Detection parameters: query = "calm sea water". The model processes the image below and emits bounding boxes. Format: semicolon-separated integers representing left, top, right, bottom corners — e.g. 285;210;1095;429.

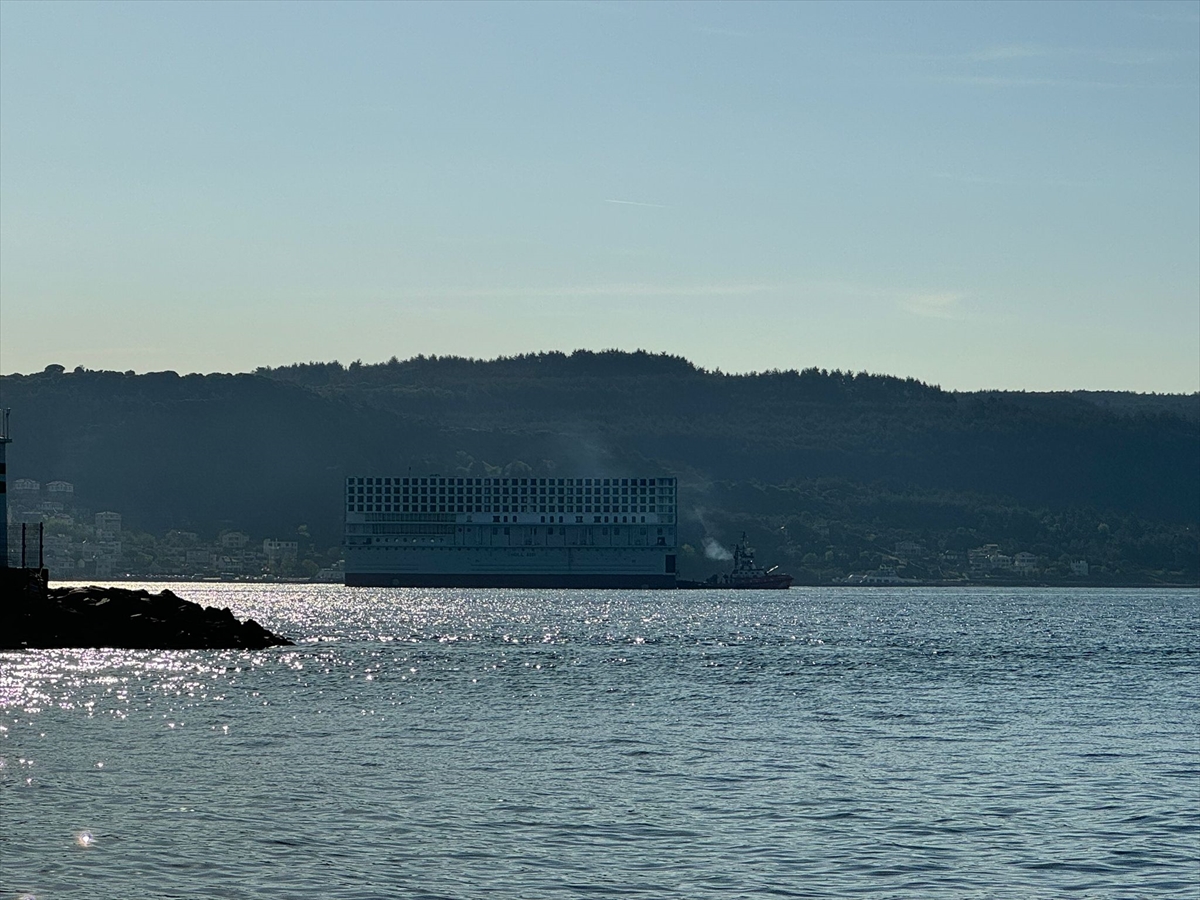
1;584;1196;899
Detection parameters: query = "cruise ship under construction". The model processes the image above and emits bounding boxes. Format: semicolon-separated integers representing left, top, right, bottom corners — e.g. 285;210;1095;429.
344;474;678;587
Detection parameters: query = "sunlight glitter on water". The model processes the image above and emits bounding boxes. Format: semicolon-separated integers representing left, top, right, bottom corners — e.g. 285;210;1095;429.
2;584;1196;899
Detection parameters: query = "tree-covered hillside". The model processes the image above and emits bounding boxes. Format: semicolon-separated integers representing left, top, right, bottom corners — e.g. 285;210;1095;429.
258;351;1198;524
2;352;1197;583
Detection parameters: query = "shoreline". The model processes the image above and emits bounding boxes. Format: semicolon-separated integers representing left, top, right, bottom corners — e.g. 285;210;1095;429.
48;577;1200;590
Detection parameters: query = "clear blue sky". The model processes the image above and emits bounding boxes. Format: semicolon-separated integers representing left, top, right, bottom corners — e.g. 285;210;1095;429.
2;0;1197;390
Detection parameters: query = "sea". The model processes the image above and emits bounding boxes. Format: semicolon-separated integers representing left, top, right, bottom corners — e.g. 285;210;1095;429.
1;584;1196;900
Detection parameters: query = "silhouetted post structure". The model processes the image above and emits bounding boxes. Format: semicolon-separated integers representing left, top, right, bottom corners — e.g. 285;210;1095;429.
0;409;9;568
0;410;48;601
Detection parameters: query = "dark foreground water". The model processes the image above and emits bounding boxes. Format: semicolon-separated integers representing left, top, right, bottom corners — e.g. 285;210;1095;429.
1;585;1196;899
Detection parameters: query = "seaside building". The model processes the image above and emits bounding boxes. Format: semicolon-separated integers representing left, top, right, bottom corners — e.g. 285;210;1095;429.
46;481;75;502
1014;551;1039;575
263;539;299;569
10;478;39;496
186;548;215;570
221;531;250;550
95;511;122;541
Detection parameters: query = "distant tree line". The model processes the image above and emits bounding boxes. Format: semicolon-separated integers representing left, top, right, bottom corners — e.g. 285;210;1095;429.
2;352;1196;584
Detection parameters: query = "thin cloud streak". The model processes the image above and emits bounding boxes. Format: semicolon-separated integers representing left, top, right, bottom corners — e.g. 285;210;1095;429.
406;280;970;318
933;171;1011;186
1128;8;1200;25
933;171;1095;188
959;44;1176;66
693;25;755;39
816;281;970;320
604;199;668;209
412;281;777;301
899;292;966;320
938;75;1138;89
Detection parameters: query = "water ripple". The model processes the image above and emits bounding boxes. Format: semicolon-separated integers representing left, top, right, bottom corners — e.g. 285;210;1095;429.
1;585;1196;898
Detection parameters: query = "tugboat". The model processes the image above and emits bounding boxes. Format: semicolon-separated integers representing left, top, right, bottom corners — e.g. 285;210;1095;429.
682;533;794;589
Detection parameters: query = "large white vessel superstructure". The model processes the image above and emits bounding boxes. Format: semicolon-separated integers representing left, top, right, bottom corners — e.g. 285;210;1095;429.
344;474;677;587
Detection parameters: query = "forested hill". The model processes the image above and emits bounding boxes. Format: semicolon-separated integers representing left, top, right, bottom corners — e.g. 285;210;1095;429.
3;352;1197;583
257;351;1198;523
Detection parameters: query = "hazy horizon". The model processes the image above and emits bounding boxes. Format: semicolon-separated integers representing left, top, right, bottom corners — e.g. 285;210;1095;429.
2;1;1198;392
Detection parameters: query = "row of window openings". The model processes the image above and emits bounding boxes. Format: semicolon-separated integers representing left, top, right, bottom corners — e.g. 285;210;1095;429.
368;532;669;546
355;509;663;525
368;524;670;536
350;486;671;498
365;536;672;547
350;503;672;516
349;501;668;514
488;525;664;536
350;477;673;487
371;525;667;537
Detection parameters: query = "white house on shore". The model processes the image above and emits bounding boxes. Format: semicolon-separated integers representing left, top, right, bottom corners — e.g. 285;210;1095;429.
1014;551;1039;574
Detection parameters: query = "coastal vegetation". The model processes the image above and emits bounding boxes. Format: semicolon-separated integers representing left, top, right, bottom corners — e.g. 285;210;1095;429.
2;352;1196;584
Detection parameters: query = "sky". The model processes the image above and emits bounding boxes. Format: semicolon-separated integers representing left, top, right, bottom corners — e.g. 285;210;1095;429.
1;0;1198;391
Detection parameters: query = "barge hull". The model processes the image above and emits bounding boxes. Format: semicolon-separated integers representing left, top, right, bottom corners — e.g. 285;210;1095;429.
345;573;678;589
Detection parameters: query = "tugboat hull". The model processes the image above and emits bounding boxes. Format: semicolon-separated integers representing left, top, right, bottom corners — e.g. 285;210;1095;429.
681;534;794;588
678;575;793;589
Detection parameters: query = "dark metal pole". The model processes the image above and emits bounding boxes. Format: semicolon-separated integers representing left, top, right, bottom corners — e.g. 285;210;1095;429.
39;522;45;569
21;523;27;568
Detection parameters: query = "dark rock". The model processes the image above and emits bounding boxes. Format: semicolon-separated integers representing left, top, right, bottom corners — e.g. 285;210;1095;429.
1;584;294;650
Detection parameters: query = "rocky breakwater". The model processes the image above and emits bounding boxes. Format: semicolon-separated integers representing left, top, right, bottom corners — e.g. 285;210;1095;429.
3;584;294;650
